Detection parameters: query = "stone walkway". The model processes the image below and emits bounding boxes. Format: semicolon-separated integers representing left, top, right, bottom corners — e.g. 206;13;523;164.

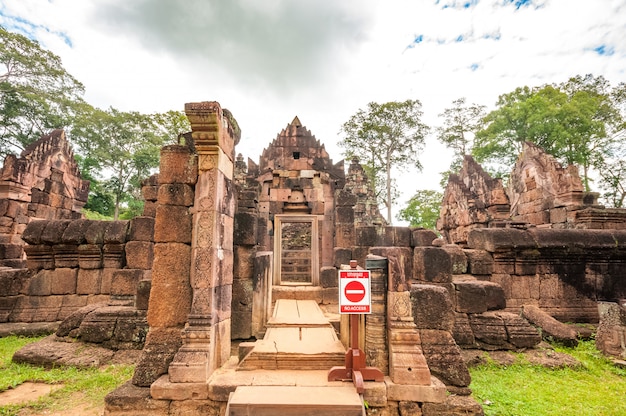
216;299;365;415
237;299;345;370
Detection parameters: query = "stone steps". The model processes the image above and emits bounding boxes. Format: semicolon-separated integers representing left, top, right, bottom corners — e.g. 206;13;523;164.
238;299;346;371
226;385;364;416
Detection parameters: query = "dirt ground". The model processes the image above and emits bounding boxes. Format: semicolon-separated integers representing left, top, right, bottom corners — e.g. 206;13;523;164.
0;383;102;416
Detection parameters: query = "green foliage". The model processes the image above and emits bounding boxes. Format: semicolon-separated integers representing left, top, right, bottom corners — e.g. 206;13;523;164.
339;100;429;223
472;75;625;194
470;341;626;416
397;189;443;230
71;106;188;219
0;26;85;158
436;97;486;171
0;336;133;415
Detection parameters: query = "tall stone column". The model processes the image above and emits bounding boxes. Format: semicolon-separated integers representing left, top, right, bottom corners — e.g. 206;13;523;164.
168;102;239;383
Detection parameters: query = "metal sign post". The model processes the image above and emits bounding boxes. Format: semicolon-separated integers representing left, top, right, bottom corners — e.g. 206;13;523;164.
328;260;384;393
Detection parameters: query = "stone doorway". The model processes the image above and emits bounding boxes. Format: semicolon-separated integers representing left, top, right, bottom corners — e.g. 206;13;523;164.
273;215;319;286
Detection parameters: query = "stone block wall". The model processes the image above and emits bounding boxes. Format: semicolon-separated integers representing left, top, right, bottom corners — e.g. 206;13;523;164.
0;130;89;268
1;215;154;324
467;227;626;322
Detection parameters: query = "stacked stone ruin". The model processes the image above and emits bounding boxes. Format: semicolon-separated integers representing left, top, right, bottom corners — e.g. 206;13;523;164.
1;104;626;415
0;130;89;269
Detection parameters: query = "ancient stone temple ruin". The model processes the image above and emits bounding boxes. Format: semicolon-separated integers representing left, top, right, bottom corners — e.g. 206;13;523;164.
2;101;626;415
0;130;89;269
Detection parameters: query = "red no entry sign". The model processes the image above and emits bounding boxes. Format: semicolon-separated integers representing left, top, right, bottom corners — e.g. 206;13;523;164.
339;269;371;314
345;280;366;302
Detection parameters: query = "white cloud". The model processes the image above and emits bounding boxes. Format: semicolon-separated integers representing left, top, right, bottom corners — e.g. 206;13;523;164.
2;0;626;221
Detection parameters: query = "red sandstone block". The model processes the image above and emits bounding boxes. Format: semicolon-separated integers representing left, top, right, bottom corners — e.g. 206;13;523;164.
129;216;155;241
233;246;254;279
142;185;159;201
104;221;130;244
159;145;198;185
76;269;102;295
125;241;154;270
154;205;192;243
148;243;192;327
143;201;157;217
29;270;52;296
100;269;115;294
157;183;195;207
50;268;77;295
111;269;143;297
412;247;452;284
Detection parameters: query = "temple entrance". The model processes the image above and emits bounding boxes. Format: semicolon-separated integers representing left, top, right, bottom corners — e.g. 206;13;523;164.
273;215;319;286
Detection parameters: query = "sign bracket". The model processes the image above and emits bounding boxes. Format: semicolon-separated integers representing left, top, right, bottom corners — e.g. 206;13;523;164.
328;260;384;393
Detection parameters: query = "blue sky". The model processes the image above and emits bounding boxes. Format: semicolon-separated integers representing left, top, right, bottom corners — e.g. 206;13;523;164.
1;0;624;218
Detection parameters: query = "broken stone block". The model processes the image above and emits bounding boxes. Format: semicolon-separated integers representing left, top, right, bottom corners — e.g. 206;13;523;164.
496;311;541;348
521;304;578;347
419;329;471;387
410;284;455;331
469;312;510;349
454;276;505;313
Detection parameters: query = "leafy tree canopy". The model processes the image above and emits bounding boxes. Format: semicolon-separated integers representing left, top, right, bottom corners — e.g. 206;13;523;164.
339;100;429;223
397;189;443;230
472;75;624;191
0;26;85;158
71;106;189;219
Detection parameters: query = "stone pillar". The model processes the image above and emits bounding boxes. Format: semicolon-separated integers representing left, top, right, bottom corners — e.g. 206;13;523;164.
168;102;238;383
365;255;388;375
383;248;432;385
132;144;195;387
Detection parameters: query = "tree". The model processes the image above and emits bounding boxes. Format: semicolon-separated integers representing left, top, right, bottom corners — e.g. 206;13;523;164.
0;26;84;158
71;106;188;219
339;100;429;223
436;97;486;186
436;97;486;161
473;75;624;190
397;190;443;230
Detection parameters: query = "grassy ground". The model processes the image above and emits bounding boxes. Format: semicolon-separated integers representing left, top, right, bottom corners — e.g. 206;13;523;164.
470;341;626;416
0;336;134;416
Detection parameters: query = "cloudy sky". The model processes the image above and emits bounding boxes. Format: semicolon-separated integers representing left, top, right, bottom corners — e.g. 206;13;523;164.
1;0;625;219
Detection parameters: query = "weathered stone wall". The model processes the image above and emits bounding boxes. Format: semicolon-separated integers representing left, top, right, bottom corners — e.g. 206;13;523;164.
0;214;154;325
506;141;626;229
0;130;89;268
437;155;510;245
466;227;626;323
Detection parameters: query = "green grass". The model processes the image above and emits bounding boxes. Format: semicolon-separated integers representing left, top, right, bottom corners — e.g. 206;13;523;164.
0;335;134;416
470;341;626;416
